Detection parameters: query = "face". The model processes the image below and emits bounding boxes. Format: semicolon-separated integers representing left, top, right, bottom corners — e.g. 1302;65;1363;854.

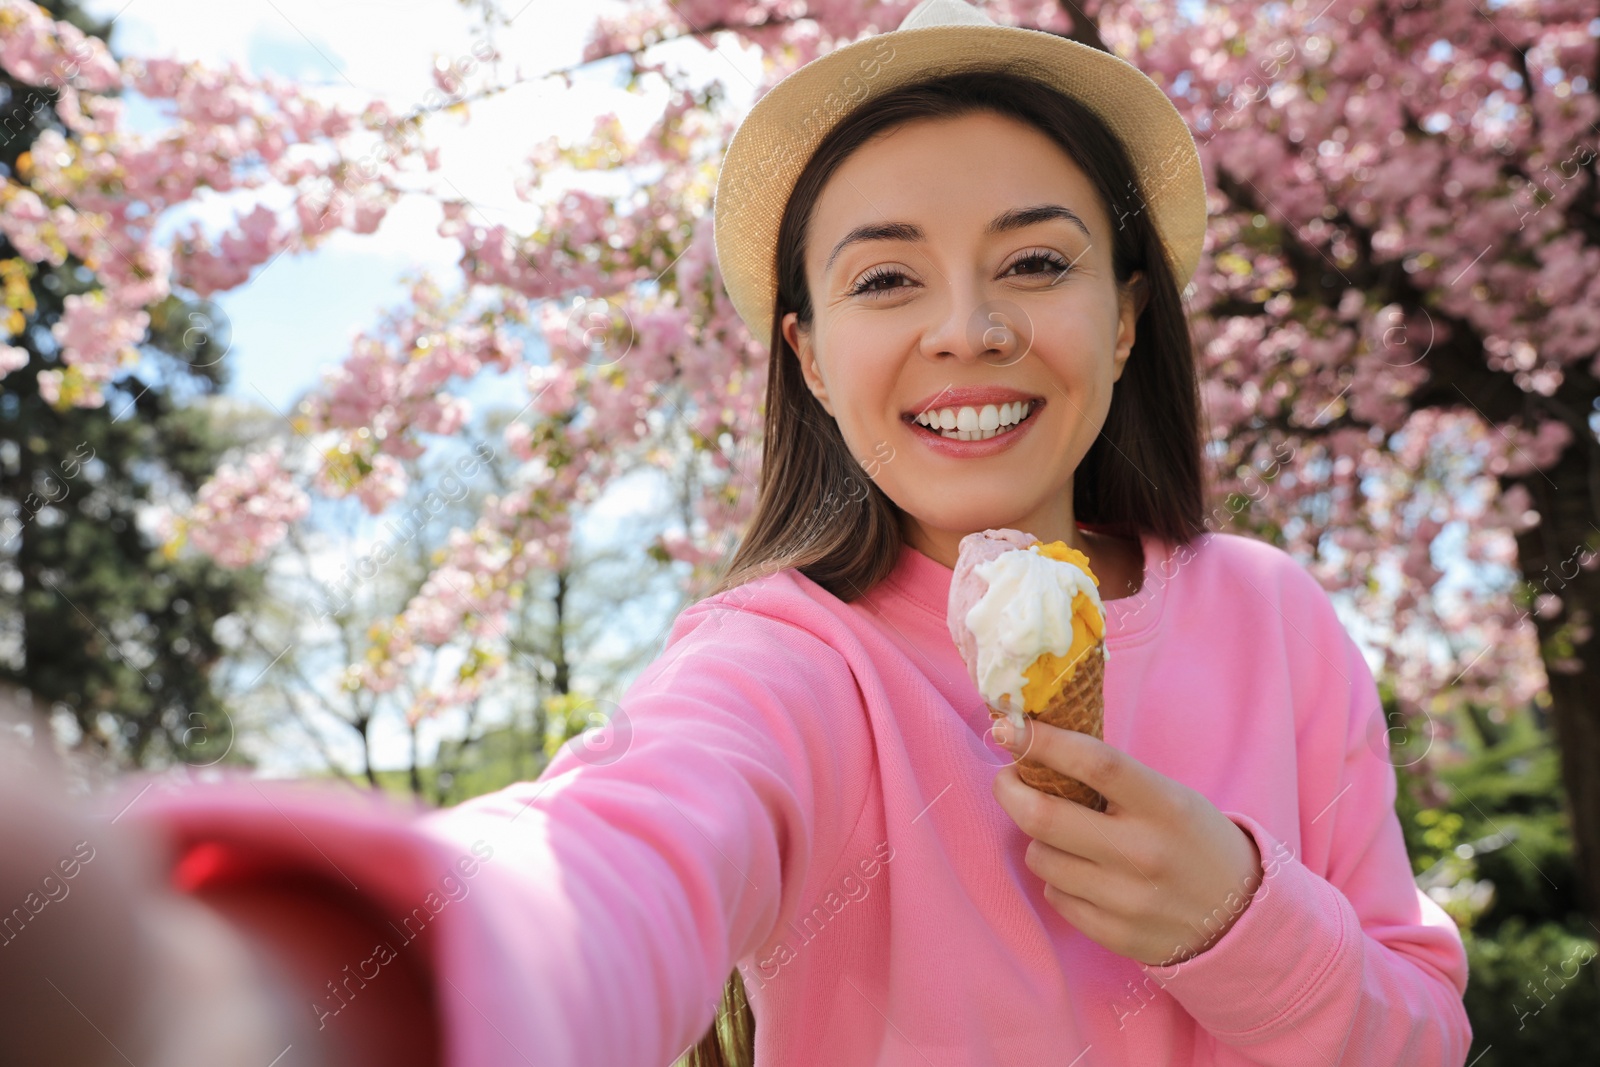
782;110;1148;567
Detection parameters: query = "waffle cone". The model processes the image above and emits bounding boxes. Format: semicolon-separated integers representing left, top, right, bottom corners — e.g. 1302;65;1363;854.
992;641;1107;812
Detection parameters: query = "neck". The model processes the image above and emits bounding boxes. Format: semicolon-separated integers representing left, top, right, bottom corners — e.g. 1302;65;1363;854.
899;499;1090;571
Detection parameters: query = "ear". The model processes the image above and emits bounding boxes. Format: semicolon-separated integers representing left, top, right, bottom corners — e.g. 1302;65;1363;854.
783;311;834;417
1111;271;1149;383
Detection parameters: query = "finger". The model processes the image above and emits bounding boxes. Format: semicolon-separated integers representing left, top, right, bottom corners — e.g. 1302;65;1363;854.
994;762;1175;888
992;764;1119;865
1041;882;1110;943
1023;837;1104;898
1002;717;1167;813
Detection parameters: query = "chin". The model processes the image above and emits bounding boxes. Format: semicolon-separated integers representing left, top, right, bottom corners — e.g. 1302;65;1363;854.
905;498;1038;537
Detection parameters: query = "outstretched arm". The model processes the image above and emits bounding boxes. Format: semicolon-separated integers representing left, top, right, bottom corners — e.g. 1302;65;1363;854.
402;603;871;1063
26;597;866;1066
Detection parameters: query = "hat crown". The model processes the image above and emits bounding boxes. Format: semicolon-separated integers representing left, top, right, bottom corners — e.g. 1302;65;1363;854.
900;0;997;31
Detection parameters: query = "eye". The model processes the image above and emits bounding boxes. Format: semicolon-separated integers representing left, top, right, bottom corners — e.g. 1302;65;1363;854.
848;266;913;298
1004;249;1074;280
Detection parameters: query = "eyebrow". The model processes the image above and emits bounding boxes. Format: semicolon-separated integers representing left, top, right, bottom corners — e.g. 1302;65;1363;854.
823;203;1092;273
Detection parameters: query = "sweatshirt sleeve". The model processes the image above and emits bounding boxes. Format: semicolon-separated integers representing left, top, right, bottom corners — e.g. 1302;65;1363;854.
121;595;868;1067
1148;564;1473;1065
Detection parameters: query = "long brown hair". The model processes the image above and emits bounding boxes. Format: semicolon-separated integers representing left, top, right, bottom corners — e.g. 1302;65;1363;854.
681;68;1209;1066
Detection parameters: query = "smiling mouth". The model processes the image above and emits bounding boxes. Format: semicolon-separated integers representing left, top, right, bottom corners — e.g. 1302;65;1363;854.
904;399;1041;441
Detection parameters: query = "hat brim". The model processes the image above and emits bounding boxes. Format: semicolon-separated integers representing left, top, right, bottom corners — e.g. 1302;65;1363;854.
712;23;1208;344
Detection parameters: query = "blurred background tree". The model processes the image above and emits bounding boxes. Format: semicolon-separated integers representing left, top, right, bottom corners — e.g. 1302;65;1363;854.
0;0;261;770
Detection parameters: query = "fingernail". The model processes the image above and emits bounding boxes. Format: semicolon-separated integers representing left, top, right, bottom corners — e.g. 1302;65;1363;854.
991;718;1014;747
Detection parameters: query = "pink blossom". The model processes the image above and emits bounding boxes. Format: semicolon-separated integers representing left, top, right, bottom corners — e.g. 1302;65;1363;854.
180;446;310;568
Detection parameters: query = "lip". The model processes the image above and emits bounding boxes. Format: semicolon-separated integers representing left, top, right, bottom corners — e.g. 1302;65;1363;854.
901;386;1045;419
902;396;1044;459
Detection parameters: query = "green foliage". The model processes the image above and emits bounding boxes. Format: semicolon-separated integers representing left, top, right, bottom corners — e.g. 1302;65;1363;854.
367;691;613;807
1463;917;1598;1064
371;719;549;808
1395;698;1598;1064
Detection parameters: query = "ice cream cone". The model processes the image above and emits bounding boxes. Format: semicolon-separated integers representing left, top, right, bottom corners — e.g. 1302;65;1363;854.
995;639;1107;812
949;528;1111;811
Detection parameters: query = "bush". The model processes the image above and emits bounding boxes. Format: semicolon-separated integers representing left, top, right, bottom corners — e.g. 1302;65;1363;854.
1391;692;1597;1065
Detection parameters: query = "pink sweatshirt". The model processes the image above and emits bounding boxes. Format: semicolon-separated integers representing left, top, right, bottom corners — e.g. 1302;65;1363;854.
120;529;1472;1065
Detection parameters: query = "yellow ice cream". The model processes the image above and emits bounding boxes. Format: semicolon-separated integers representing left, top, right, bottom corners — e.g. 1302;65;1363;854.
1019;542;1103;712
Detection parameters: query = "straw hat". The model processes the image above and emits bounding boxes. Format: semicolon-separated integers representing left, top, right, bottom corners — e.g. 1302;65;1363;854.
711;0;1208;345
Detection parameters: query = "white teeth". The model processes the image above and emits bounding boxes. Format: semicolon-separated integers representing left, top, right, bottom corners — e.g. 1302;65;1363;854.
914;401;1034;440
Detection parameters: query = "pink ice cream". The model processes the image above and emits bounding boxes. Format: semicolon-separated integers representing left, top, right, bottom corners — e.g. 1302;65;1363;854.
946;527;1041;673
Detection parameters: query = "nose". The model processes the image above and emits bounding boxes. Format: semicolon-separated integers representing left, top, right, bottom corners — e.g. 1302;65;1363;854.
918;280;984;364
918;281;1029;367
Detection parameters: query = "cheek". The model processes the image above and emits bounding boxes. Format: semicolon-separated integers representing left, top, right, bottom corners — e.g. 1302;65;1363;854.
1028;320;1118;429
1032;307;1115;376
819;324;905;453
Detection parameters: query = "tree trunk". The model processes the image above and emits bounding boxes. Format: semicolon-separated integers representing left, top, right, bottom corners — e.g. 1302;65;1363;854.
408;717;423;797
552;569;571;697
358;715;378;788
1511;447;1600;920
